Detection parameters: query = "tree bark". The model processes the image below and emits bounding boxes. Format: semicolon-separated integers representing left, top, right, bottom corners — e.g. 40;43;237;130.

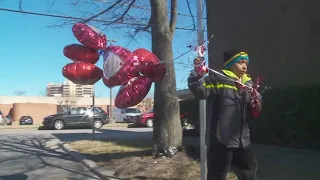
150;0;182;157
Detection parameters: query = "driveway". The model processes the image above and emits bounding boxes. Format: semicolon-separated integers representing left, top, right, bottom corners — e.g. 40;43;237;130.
0;132;98;180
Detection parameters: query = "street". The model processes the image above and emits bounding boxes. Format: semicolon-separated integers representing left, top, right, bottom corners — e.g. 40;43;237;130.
0;128;152;180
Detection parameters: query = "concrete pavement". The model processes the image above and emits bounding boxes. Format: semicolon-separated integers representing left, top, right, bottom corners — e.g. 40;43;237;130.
0;133;99;180
0;128;153;180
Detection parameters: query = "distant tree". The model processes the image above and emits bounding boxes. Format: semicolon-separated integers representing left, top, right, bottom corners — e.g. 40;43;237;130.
56;95;78;112
14;90;26;96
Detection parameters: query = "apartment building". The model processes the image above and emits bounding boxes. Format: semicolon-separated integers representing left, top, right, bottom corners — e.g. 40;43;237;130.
46;80;94;98
46;83;63;97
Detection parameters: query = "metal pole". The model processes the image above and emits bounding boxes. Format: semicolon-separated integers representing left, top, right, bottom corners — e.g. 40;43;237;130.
92;86;95;139
109;87;113;121
108;40;117;122
197;0;207;179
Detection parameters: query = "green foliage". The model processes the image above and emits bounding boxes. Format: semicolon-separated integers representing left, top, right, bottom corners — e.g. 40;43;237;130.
249;85;320;151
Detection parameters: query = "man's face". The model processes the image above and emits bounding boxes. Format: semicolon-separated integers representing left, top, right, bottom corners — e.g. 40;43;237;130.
230;59;248;78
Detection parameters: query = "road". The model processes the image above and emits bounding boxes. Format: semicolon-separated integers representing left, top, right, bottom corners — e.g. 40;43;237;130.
0;127;152;180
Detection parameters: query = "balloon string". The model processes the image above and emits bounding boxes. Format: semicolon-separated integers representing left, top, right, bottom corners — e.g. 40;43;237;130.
187;67;254;91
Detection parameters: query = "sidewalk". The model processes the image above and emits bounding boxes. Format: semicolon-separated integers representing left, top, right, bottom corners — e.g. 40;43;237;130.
55;129;320;180
184;136;320;180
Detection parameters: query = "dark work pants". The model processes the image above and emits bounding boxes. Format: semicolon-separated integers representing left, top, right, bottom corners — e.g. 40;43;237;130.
207;141;258;180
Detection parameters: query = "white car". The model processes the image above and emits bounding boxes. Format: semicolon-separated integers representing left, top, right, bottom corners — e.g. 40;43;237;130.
113;108;142;123
0;110;3;123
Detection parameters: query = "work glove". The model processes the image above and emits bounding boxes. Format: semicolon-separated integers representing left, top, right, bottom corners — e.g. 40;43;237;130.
191;57;208;76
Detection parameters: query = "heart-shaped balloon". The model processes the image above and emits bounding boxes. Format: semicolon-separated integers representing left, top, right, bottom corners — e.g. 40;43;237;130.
115;76;152;109
102;46;140;88
102;75;120;88
63;44;100;64
72;23;107;50
62;61;103;85
133;48;166;82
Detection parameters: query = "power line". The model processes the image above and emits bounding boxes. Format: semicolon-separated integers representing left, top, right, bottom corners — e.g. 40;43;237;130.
93;0;207;19
0;8;203;31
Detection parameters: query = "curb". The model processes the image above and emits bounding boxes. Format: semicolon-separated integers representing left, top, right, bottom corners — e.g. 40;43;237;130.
0;124;127;130
0;126;40;130
57;141;119;180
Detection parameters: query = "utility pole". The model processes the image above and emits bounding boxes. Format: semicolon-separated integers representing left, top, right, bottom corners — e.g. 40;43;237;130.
109;87;113;121
197;0;207;179
108;39;117;121
92;85;96;139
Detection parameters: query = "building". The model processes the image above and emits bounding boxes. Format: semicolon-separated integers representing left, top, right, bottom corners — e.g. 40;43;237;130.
46;83;63;97
206;0;320;88
0;96;110;124
177;89;194;100
62;80;94;97
0;95;154;124
46;80;94;98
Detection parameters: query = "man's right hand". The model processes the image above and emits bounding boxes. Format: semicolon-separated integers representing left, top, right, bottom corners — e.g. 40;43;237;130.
192;57;208;76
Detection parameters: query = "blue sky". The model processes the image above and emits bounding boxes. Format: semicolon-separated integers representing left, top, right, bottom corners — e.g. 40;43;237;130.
0;0;207;98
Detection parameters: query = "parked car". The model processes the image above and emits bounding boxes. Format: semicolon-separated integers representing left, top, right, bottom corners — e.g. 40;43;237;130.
42;107;109;130
0;111;12;125
132;109;192;128
5;115;12;125
19;116;34;125
113;107;142;123
0;110;3;124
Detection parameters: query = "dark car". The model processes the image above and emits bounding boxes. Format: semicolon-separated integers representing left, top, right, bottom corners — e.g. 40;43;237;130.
19;116;34;125
42;107;109;130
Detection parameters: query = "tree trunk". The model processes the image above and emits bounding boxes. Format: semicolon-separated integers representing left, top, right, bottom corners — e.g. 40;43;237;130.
150;0;182;158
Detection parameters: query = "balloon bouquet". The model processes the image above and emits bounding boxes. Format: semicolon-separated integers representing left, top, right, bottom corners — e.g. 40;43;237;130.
62;23;166;109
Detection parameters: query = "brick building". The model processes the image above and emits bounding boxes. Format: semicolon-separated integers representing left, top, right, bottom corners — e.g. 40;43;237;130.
0;96;111;124
0;96;155;124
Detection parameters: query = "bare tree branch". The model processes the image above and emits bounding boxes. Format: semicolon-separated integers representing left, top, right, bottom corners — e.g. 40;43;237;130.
56;96;78;112
19;0;23;11
104;0;136;25
185;0;196;30
82;0;123;23
169;0;178;33
14;90;26;96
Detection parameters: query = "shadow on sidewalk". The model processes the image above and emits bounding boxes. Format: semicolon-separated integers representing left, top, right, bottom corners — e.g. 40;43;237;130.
0;135;99;179
0;173;28;180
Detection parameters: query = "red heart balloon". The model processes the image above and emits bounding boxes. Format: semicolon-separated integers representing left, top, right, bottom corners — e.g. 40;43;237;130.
102;46;140;88
102;75;120;88
133;48;166;82
72;23;107;50
62;61;103;85
63;44;100;64
115;76;152;109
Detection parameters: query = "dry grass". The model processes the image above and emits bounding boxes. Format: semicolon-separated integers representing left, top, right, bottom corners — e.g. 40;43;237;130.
69;139;320;180
69;139;237;180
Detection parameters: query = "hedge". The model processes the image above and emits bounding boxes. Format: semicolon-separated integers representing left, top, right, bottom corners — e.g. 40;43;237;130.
179;85;320;151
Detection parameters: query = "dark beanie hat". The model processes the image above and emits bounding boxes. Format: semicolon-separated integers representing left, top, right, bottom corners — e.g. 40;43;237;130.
223;48;249;69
